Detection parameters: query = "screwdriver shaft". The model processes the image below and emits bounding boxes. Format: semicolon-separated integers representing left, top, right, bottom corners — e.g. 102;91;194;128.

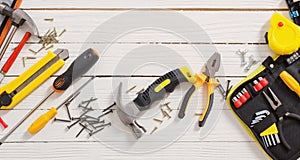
0;91;55;145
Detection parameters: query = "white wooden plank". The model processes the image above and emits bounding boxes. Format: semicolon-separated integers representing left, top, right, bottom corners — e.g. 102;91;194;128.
8;10;290;44
0;142;267;160
0;44;273;77
20;0;286;9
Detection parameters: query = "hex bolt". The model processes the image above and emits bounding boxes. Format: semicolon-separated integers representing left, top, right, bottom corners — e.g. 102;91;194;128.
153;118;163;123
150;126;158;134
236;49;248;66
54;118;71;123
126;85;137;93
103;102;116;113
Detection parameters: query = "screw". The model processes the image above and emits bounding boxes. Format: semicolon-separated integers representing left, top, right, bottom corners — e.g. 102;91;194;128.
153;118;163;123
126;85;137;93
161;109;171;119
103;102;116;113
59;29;66;37
54;118;71;122
98;109;113;119
150;126;158;134
236;49;248;66
136;88;145;94
22;57;26;67
45;44;54;50
161;102;172;112
245;55;259;71
195;113;203;116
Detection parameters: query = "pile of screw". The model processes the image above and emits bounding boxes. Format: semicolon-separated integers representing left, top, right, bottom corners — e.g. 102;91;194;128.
236;49;259;71
150;102;173;134
54;97;113;137
29;27;66;55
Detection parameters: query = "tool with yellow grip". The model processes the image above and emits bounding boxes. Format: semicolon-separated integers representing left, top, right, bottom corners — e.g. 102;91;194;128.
178;52;221;127
0;49;69;109
279;71;300;97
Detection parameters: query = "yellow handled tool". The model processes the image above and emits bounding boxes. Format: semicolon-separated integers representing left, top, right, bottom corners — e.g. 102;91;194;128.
279;71;300;97
28;77;94;134
178;52;221;127
0;49;68;109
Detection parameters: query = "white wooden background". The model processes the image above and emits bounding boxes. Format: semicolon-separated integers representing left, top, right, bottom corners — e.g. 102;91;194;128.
0;0;289;159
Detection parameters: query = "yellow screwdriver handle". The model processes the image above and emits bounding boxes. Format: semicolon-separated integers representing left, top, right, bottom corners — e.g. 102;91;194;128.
279;71;300;97
28;107;58;134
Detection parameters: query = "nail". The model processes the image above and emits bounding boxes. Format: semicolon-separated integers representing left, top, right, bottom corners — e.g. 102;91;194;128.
75;126;85;138
65;105;72;120
150;127;158;134
98;109;113;119
22;57;26;67
153;118;163;123
103;102;116;113
89;127;105;136
126;85;137;93
79;123;92;133
136;88;145;94
54;118;71;122
26;56;36;59
67;119;81;129
44;18;54;21
94;122;111;129
81;97;97;104
28;49;37;54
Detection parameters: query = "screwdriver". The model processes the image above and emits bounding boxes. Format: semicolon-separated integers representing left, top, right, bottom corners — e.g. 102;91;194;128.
28;77;95;134
279;71;300;97
0;48;99;144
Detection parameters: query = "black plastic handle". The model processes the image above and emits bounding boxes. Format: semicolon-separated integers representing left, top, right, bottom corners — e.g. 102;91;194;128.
133;67;193;111
178;85;196;119
199;93;214;127
53;48;99;91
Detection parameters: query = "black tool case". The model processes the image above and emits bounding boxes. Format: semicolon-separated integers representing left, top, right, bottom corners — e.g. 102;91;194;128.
226;53;300;160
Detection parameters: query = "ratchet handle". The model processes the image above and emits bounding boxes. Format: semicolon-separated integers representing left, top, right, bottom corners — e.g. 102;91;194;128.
133;66;195;111
2;32;31;73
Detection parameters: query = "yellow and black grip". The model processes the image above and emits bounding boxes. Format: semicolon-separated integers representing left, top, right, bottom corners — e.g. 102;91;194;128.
133;66;196;111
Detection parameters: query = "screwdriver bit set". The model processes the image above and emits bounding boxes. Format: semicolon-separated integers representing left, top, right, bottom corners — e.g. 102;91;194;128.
227;12;300;160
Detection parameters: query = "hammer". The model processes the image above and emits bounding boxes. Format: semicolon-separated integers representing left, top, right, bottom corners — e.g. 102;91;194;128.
0;3;39;61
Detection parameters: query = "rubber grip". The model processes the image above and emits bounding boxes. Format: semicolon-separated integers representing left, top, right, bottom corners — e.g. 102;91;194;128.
178;85;196;119
53;48;99;92
278;120;291;150
279;71;300;97
28;107;57;134
133;67;193;111
2;32;31;73
199;93;214;127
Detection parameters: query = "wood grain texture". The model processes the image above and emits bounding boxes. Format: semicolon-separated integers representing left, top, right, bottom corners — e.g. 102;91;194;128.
0;0;287;159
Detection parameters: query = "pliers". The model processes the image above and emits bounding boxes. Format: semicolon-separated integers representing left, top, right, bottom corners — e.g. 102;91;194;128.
178;52;221;127
263;87;300;150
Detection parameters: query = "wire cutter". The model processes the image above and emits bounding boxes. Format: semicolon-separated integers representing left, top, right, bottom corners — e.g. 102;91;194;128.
263;87;300;150
178;52;221;127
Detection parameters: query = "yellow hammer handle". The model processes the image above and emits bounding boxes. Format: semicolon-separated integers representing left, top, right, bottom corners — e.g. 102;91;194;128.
28;107;58;134
279;71;300;97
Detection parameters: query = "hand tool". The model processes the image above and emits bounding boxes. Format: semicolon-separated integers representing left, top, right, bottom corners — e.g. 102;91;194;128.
178;52;221;127
263;87;300;150
286;0;300;25
115;66;196;138
260;124;281;148
0;48;69;109
0;3;38;61
27;48;99;134
0;77;94;145
0;31;38;83
250;110;270;127
266;12;300;55
279;71;300;97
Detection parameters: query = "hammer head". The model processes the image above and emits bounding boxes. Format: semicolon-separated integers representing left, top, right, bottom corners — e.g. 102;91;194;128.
115;83;146;138
0;3;39;36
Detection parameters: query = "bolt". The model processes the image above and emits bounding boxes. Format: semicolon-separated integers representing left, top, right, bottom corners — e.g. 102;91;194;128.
103;102;116;113
153;118;163;123
54;118;71;122
126;85;137;93
150;126;158;134
245;55;258;71
98;109;113;119
136;88;145;94
236;49;248;66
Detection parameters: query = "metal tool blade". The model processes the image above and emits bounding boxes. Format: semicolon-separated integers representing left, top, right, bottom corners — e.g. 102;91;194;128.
203;52;221;78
